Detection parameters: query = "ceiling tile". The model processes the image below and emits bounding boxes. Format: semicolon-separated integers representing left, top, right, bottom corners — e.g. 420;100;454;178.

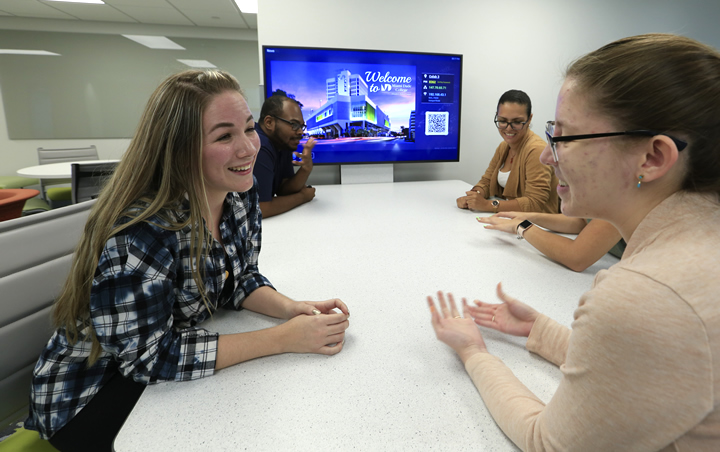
0;0;78;19
38;2;138;22
0;0;258;29
104;0;171;6
180;8;248;28
241;12;256;28
168;0;235;9
112;5;195;26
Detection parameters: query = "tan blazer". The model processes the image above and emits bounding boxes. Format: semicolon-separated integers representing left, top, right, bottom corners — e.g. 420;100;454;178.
475;129;559;213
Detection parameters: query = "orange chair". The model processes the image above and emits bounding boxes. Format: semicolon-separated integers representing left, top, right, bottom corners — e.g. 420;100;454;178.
0;189;41;222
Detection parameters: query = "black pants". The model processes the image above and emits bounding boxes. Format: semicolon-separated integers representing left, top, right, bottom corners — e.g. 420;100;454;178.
48;372;146;452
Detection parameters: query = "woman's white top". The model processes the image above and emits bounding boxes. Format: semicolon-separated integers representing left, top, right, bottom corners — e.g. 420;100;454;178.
497;168;510;188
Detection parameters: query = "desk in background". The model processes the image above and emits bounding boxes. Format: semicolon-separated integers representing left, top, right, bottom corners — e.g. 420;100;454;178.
114;180;617;452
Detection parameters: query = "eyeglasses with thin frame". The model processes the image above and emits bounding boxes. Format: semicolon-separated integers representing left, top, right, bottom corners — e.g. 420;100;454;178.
494;115;528;131
272;115;307;132
545;120;688;162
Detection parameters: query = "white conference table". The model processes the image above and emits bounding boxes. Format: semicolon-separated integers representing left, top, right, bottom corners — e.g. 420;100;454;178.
16;159;119;179
114;180;617;452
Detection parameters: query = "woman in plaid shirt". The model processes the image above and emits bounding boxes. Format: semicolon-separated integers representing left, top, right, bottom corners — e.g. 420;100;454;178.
24;70;350;452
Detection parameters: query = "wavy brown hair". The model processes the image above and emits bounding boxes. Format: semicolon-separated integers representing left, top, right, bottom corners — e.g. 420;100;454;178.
566;33;720;195
53;69;243;364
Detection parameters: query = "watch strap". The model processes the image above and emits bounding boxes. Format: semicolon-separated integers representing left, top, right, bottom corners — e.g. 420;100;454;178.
516;220;534;240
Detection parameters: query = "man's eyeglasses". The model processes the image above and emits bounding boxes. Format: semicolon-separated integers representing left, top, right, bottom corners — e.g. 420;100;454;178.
545;120;687;163
494;116;528;131
272;115;306;132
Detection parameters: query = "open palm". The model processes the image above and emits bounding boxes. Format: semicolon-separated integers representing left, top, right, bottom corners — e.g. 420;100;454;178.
466;283;539;338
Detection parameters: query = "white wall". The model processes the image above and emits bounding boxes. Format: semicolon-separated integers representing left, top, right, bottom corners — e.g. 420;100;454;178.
3;2;719;184
0;82;132;175
0;18;257;178
258;0;720;186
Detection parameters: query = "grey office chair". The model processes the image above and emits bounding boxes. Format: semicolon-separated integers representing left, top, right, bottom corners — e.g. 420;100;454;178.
71;161;118;204
37;145;98;207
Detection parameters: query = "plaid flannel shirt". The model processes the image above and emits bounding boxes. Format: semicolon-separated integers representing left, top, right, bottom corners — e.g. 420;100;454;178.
25;188;273;439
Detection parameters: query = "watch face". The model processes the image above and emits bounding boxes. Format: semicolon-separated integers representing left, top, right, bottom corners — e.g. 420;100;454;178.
492;200;499;207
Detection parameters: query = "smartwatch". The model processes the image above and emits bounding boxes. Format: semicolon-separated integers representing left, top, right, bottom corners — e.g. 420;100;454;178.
516;220;534;240
491;199;500;213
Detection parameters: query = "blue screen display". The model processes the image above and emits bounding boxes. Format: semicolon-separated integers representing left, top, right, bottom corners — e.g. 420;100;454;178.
262;46;463;165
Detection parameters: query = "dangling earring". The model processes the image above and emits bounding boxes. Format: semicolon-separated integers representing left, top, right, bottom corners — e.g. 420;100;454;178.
637;175;644;188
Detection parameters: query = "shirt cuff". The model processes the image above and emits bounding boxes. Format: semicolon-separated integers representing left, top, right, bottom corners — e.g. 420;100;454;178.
175;329;219;381
526;314;571;367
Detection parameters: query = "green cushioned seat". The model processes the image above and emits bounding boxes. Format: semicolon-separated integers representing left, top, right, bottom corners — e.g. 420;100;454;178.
608;239;627;259
0;427;58;452
45;187;72;202
21;197;51;215
0;176;38;189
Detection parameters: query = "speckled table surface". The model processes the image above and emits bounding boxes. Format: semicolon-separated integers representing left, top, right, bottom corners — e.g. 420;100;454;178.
114;180;617;452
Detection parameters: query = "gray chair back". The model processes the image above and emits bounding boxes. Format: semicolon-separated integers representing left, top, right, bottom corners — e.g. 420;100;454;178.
37;146;99;165
37;146;99;200
0;200;95;426
71;162;118;204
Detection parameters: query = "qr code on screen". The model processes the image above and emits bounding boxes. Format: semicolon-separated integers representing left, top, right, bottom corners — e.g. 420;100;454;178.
425;111;449;136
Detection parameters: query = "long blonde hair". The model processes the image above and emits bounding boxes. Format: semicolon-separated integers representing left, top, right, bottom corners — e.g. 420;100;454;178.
54;69;243;364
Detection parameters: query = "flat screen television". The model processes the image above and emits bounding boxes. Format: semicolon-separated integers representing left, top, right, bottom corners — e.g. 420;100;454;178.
261;46;463;165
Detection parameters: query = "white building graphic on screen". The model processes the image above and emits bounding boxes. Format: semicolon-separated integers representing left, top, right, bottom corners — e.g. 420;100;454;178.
327;70;368;98
305;69;391;138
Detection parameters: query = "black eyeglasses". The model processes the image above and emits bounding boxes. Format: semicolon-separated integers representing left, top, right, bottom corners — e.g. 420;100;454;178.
272;115;306;132
545;121;687;162
494;115;528;131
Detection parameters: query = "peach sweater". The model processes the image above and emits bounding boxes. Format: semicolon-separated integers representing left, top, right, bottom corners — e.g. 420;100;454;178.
465;191;720;451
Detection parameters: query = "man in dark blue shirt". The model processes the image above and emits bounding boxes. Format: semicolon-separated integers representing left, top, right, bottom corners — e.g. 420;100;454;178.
253;94;316;218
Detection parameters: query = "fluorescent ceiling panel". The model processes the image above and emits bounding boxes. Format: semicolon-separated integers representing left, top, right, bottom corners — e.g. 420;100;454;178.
0;49;60;55
234;0;257;14
122;35;185;50
177;59;217;68
43;0;105;4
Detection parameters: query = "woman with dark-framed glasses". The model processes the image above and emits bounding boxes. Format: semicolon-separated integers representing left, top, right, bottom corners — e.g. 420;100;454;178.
457;89;559;214
432;33;720;450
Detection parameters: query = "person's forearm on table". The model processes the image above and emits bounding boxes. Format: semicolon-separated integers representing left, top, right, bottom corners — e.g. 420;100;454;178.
259;191;311;218
278;167;311;195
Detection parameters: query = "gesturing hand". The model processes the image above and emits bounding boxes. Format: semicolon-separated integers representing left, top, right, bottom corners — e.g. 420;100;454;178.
466;282;539;338
428;291;488;363
293;137;315;171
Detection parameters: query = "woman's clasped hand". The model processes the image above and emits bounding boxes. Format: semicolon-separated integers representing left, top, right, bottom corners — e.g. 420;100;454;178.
281;298;350;354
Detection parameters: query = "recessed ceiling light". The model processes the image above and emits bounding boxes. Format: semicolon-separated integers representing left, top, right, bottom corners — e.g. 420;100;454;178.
43;0;106;4
122;35;185;50
177;59;217;68
0;49;60;56
234;0;257;14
